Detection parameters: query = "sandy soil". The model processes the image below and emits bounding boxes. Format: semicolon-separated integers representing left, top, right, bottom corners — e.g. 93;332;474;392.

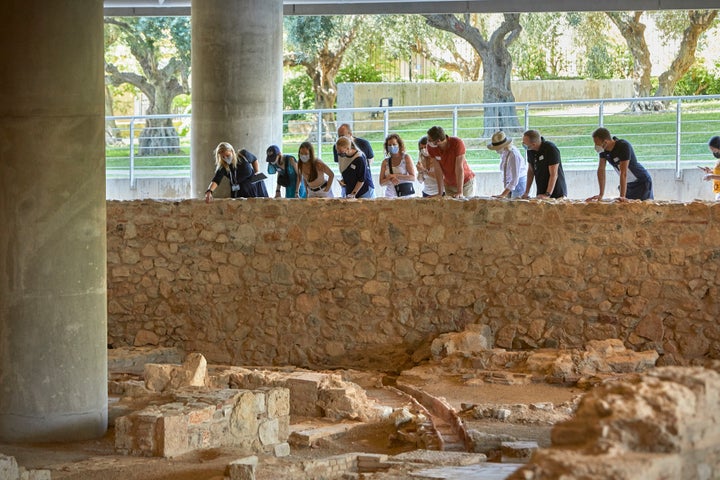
0;377;583;480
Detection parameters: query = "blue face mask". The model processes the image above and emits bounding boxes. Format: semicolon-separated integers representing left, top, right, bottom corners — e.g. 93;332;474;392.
223;156;233;163
389;145;399;155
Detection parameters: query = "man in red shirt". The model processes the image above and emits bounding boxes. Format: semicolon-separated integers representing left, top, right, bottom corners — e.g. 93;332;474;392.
426;126;475;198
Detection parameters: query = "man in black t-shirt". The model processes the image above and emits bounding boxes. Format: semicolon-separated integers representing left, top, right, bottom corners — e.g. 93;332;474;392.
521;129;568;199
586;127;653;201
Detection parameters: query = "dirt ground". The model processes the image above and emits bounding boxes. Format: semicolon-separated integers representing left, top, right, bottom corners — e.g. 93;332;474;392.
0;376;582;480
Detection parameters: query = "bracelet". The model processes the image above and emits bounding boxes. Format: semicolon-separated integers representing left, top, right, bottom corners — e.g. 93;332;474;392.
206;189;213;194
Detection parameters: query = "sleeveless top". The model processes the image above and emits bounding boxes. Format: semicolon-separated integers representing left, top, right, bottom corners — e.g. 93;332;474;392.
384;155;413;198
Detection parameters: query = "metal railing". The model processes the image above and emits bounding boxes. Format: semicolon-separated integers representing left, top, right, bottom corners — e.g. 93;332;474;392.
106;94;720;187
106;113;191;188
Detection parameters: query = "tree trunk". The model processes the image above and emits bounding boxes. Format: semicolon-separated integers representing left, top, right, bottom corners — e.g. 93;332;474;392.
424;13;522;137
310;67;337;142
104;85;122;145
480;34;521;137
655;10;718;98
606;12;660;111
139;84;180;156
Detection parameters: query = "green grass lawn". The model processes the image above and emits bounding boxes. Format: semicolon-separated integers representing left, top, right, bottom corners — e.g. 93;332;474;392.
282;105;720;172
106;101;720;175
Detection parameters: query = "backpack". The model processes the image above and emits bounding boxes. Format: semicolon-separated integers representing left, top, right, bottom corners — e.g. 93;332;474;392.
269;155;291;187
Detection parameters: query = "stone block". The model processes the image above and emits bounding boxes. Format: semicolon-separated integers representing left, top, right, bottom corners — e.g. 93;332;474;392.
273;442;291;457
285;373;324;416
228;456;258;480
288;423;358;447
0;455;19;480
21;468;52;480
158;413;189;458
144;364;175;392
183;352;207;387
501;441;539;462
258;418;279;446
143;353;208;393
267;387;290;418
229;390;259;445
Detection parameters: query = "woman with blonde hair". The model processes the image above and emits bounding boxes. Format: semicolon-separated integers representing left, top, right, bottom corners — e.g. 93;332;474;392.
204;142;266;202
379;133;416;197
335;136;374;199
297;141;334;198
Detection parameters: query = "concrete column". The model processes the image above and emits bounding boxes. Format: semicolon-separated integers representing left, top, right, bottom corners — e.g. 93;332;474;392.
191;0;284;198
0;1;107;441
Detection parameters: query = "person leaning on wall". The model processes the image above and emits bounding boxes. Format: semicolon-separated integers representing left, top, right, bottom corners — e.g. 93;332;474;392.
487;130;527;199
297;141;335;198
586;127;653;202
425;125;475;198
205;142;265;203
521;129;567;199
335;136;375;199
266;144;307;199
699;135;720;201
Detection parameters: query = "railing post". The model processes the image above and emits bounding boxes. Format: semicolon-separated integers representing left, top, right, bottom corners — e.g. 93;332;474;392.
316;111;323;155
129;118;136;190
524;104;530;132
316;110;323;157
383;108;389;139
598;101;604;128
452;106;458;137
675;98;682;179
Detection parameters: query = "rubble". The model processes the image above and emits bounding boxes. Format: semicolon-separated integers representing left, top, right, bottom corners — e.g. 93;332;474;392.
509;367;720;479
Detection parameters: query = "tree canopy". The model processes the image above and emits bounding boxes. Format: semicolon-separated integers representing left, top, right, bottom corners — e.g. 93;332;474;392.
104;16;191;153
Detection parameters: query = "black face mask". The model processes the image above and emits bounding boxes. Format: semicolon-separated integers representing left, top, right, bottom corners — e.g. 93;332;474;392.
713;151;720;159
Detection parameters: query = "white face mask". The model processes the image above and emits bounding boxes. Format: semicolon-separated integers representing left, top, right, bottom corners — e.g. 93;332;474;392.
594;145;604;154
299;154;310;163
389;145;399;155
420;147;428;156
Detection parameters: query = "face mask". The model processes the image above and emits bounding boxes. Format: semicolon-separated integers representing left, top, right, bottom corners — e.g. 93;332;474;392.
338;152;348;158
714;151;720;159
223;155;233;163
594;144;605;154
428;141;437;148
299;154;310;163
389;145;399;155
420;147;428;156
522;144;529;150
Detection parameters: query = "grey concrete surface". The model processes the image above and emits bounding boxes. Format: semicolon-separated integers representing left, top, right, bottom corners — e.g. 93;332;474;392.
0;0;108;441
190;0;284;199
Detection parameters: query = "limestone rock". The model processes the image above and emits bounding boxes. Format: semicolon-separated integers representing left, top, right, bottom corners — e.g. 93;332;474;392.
144;352;208;392
511;367;720;480
430;326;494;359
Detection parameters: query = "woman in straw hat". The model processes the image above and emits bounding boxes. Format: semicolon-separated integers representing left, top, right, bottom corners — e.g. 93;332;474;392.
487;131;527;199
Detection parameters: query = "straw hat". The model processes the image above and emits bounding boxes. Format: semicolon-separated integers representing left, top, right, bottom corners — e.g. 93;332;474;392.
487;131;513;151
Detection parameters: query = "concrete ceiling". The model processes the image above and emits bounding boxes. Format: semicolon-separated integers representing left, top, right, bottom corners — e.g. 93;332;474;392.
104;0;720;16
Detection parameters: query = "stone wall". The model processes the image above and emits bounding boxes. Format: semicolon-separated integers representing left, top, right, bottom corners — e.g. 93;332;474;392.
107;199;720;370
